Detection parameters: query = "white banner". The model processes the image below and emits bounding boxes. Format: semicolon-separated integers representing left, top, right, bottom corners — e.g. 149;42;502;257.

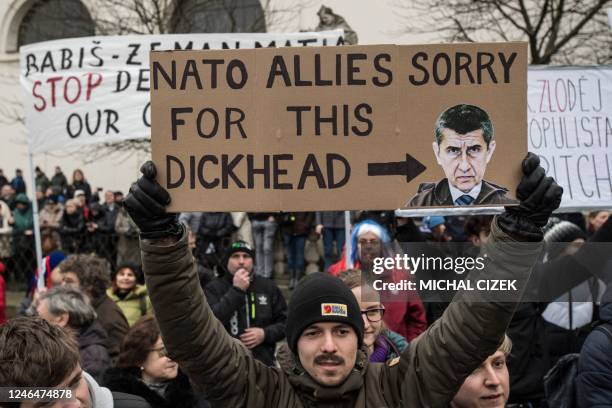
528;66;612;210
20;31;344;154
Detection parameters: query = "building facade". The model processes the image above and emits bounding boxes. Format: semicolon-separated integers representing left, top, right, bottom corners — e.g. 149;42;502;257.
0;0;408;195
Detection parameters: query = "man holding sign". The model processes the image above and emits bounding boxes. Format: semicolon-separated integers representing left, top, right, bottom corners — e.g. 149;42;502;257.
409;104;515;207
123;153;562;407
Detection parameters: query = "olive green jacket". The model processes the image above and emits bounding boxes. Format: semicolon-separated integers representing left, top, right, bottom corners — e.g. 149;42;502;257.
141;219;541;408
106;285;153;326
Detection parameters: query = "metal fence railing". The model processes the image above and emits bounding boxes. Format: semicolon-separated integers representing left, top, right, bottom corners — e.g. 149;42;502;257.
1;229;125;291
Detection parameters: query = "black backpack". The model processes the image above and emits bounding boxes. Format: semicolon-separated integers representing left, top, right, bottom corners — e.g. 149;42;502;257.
543;322;612;408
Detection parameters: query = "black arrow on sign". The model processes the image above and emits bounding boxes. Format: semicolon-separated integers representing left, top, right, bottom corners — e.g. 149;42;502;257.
367;154;426;183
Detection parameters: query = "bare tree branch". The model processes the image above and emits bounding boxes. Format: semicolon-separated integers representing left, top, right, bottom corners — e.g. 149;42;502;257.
492;1;528;32
394;0;612;65
544;0;609;61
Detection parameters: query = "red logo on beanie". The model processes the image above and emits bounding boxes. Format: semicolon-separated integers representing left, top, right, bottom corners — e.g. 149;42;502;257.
321;303;348;317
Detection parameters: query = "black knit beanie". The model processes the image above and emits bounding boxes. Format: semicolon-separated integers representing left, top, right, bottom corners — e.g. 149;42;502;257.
224;240;255;265
286;273;364;354
544;219;587;244
543;219;588;260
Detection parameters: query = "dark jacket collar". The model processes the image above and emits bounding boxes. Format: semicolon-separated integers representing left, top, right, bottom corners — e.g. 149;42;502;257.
432;179;508;206
277;342;369;405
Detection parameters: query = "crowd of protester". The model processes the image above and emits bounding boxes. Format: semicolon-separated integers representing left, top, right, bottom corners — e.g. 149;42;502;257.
0;162;611;407
0;166;127;289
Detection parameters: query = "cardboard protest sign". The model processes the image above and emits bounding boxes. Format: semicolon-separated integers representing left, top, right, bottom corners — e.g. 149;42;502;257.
19;31;344;154
528;66;612;210
150;43;527;211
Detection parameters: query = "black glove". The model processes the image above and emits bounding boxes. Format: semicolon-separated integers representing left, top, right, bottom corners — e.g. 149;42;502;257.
123;161;182;239
497;153;563;242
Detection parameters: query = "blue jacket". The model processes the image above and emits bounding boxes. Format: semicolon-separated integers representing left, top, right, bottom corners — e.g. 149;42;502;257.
576;284;612;407
10;176;26;194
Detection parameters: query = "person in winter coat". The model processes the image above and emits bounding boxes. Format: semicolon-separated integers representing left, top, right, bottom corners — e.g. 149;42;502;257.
450;335;512;408
315;5;358;45
74;189;90;221
1;184;16;210
540;220;594;362
204;240;287;366
328;219;428;342
39;195;63;229
67;168;92;202
11;193;33;234
280;212;314;289
60;198;86;253
60;254;129;360
51;165;68;191
315;210;347;271
36;285;111;382
10;168;26;194
338;269;408;363
122;154;562;407
248;212;278;278
196;212;235;271
115;205;142;267
103;315;202;408
100;190;120;265
11;192;35;285
500;215;612;406
107;263;153;326
86;202;115;260
101;190;120;229
35;166;50;193
576;283;612;407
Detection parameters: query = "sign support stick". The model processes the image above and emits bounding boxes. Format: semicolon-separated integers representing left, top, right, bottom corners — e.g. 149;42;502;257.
344;210;352;269
28;151;43;290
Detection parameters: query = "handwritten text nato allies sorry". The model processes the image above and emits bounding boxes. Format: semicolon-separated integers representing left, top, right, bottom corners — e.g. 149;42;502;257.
152;49;518;191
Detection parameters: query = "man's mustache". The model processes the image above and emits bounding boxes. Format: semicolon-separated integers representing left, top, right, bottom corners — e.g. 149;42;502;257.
314;353;344;365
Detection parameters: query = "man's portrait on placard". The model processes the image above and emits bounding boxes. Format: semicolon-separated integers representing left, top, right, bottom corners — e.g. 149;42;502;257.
408;104;516;207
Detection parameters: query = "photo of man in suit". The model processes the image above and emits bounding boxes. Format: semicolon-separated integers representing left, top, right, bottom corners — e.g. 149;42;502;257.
408;104;515;207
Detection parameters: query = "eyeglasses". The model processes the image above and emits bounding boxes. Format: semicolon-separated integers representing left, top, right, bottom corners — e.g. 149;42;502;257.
358;239;381;247
361;307;385;323
149;346;168;358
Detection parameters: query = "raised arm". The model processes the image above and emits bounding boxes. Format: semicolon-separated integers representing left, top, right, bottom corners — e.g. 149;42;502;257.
124;162;285;406
399;153;562;406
